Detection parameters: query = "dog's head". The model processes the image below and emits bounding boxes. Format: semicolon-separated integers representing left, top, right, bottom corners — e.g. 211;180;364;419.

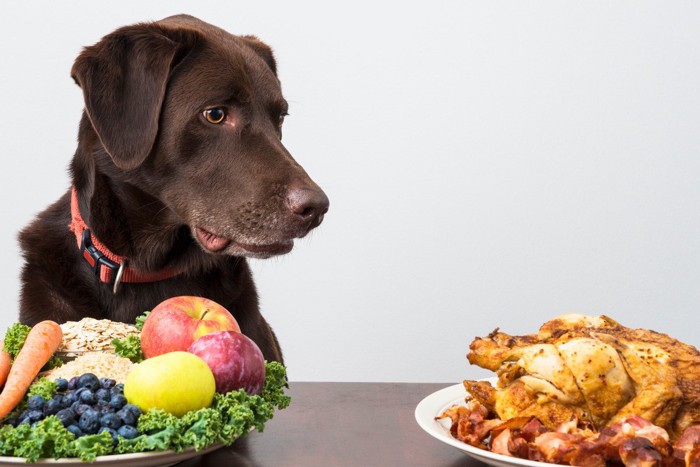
71;15;328;259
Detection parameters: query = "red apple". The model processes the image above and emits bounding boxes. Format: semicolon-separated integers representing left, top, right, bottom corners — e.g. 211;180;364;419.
187;331;266;395
140;296;241;359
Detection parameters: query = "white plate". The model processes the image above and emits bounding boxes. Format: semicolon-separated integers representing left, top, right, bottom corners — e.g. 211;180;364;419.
0;442;223;466
415;381;551;467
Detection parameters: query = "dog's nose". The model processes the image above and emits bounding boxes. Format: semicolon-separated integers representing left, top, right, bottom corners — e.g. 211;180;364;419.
286;187;329;228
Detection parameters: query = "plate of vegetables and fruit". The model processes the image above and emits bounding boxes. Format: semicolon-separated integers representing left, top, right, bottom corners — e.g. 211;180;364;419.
0;296;291;464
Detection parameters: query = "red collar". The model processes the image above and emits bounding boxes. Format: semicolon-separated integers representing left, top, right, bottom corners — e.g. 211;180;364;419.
69;187;185;292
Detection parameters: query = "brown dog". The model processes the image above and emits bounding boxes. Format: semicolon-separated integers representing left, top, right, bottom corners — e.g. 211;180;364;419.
17;15;328;363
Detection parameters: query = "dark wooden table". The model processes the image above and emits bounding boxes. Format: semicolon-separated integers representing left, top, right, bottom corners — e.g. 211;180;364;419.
177;382;474;467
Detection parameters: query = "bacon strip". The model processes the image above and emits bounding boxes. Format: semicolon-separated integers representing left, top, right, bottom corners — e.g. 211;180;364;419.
438;399;700;466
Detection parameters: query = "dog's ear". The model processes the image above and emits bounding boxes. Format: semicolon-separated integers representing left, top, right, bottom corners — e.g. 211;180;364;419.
240;35;277;76
71;23;198;170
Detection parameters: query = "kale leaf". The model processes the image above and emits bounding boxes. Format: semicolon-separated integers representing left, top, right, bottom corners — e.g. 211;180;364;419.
2;323;31;357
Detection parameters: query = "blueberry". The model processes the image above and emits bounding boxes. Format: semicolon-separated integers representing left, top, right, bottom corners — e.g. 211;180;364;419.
100;412;122;430
45;398;61;415
96;388;111;402
123;404;142;417
56;408;76;427
27;395;45;411
63;391;78;406
109;394;127;410
96;401;111;414
79;409;100;434
18;417;31;425
116;408;136;426
111;383;124;395
79;389;96;405
72;402;92;416
67;376;79;390
66;424;83;437
27;409;44;422
100;378;116;389
55;378;69;391
117;424;138;440
77;373;100;390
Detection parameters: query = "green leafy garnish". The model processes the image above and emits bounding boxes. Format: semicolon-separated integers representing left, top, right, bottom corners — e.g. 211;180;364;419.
65;431;114;461
2;323;31;357
111;311;149;362
0;417;75;462
111;335;143;363
178;408;223;450
114;424;178;454
134;311;150;331
42;356;63;371
27;378;58;400
260;361;292;412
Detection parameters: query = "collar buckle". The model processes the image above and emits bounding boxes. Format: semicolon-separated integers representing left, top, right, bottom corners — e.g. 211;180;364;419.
80;229;120;278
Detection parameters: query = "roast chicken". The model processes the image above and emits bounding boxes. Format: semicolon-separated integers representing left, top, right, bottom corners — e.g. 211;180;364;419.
465;314;700;441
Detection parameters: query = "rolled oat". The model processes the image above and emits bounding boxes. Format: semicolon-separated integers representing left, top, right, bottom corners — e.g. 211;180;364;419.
57;317;138;352
40;352;134;383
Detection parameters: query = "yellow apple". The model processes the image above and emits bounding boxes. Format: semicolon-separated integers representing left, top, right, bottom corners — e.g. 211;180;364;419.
124;351;215;417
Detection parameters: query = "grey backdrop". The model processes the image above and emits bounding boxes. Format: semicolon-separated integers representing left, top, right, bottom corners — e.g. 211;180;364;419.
1;1;699;383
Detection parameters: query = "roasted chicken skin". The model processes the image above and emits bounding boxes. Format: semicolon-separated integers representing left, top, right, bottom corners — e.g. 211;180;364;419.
465;314;700;440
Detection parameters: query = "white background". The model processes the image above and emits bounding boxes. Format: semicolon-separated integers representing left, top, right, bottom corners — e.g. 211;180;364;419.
0;1;699;383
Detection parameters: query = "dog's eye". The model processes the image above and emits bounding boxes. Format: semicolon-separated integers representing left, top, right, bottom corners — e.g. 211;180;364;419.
203;108;226;124
278;112;288;128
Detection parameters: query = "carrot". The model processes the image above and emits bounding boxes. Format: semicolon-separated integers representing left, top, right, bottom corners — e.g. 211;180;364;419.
0;340;11;388
0;321;62;419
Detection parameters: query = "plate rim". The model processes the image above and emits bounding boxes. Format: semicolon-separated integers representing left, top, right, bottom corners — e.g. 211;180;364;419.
0;441;224;465
414;378;551;467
